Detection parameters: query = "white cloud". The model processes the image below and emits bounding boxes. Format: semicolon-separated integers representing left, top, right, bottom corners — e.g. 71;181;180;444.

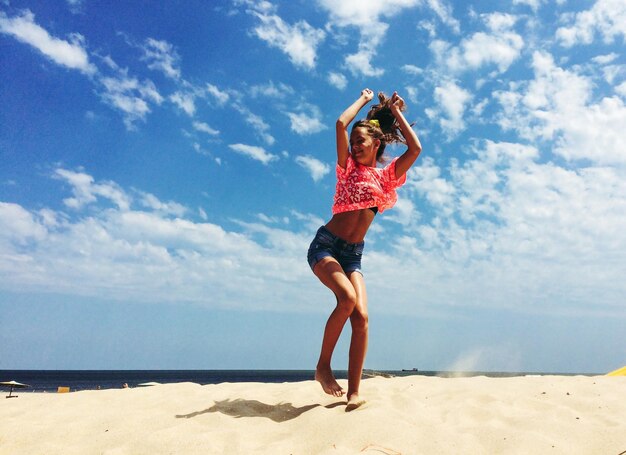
616;81;626;97
257;213;281;224
406;157;456;211
206;83;230;105
418;20;437;39
192;121;220;136
38;208;62;228
295;155;331;182
317;0;420;28
0;11;176;130
483;12;518;31
102;90;149;127
600;64;625;85
345;22;389;77
553;96;626;165
169;82;233;118
2;159;626;318
345;47;385;77
591;53;618;65
99;74;163;129
170;91;196;116
0;202;47;246
402;64;423;76
54;168;131;211
246;5;325;70
494;51;626;166
137;191;187;217
249;81;294;98
287;111;324;134
228;143;278;164
430;80;472;137
0;10;96;74
66;0;84;14
140;38;181;79
556;0;626;47
316;0;458;77
512;0;545;12
429;13;524;74
286;104;327;135
0;170;320;310
377;139;626;316
192;142;211;157
405;86;419;104
317;0;423;77
472;98;489;116
384;197;418;227
327;72;348;90
425;0;460;33
588;53;625;84
233;104;275;145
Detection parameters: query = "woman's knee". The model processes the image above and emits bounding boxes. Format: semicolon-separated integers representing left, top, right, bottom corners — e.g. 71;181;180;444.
335;287;357;314
350;308;369;331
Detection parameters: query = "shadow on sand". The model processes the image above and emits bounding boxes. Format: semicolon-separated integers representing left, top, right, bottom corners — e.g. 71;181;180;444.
176;399;344;423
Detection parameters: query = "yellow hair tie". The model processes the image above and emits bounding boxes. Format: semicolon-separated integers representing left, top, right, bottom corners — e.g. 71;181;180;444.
368;119;380;128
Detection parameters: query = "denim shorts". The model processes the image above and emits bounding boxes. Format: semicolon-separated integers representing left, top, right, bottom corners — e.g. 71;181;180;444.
307;226;365;275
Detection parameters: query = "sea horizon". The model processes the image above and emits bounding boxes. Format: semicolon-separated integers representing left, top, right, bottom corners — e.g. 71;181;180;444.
1;369;601;394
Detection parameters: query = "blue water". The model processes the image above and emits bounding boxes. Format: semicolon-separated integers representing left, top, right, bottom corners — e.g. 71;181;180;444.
1;370;318;393
0;369;589;393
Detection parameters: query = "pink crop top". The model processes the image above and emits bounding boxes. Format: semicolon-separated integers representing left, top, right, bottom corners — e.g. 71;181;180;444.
332;154;407;215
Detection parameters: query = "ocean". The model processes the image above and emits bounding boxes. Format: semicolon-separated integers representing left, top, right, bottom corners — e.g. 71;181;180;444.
0;369;590;394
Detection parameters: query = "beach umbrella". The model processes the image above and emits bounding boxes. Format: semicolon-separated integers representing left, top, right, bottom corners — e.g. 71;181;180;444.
1;381;29;398
606;365;626;376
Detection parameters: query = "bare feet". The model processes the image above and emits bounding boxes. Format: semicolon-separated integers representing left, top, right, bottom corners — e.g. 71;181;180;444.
315;367;345;397
345;393;366;412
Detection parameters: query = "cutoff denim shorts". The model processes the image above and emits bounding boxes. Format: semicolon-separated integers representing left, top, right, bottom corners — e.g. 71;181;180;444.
307;225;365;275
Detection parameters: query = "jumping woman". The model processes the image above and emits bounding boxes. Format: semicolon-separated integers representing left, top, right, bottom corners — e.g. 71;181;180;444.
307;88;423;411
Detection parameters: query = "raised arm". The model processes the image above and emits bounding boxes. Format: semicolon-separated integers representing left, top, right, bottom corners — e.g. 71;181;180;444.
390;92;422;179
336;89;374;169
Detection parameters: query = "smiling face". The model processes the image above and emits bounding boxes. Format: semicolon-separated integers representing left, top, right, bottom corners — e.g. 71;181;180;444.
350;127;380;167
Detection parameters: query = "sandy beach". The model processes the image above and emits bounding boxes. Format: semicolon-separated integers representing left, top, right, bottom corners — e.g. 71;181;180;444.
1;375;625;454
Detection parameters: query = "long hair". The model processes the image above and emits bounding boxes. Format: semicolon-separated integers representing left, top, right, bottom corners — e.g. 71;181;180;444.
351;92;406;163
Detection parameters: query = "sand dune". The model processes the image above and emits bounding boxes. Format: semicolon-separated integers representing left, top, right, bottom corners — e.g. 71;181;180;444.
1;375;625;454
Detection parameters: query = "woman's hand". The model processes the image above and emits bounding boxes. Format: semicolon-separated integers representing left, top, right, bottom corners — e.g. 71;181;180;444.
390;91;405;114
361;88;374;102
337;89;375;168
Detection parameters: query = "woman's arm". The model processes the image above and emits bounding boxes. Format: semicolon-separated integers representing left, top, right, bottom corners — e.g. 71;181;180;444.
336;89;374;169
390;92;422;179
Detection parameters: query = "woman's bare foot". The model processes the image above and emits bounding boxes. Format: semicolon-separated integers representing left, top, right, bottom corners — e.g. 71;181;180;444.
345;393;366;412
315;367;345;397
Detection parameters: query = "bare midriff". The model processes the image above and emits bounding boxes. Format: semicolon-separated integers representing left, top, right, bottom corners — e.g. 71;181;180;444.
324;209;375;244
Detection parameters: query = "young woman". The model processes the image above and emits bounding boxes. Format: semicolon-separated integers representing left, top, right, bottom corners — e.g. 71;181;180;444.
307;88;422;411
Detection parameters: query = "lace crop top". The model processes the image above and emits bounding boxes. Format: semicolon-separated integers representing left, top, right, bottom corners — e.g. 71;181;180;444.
332;154;407;215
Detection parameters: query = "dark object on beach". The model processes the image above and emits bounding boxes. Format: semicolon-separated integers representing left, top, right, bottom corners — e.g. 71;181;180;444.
402;368;419;372
1;380;29;398
137;382;161;387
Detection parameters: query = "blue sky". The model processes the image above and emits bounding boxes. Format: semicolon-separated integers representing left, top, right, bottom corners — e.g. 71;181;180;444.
1;0;625;373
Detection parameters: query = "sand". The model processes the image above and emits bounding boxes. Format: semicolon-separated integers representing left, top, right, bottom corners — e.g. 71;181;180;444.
1;375;625;454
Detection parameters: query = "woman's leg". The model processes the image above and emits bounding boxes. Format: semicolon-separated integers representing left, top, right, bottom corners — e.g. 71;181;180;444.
313;257;359;397
346;271;368;411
